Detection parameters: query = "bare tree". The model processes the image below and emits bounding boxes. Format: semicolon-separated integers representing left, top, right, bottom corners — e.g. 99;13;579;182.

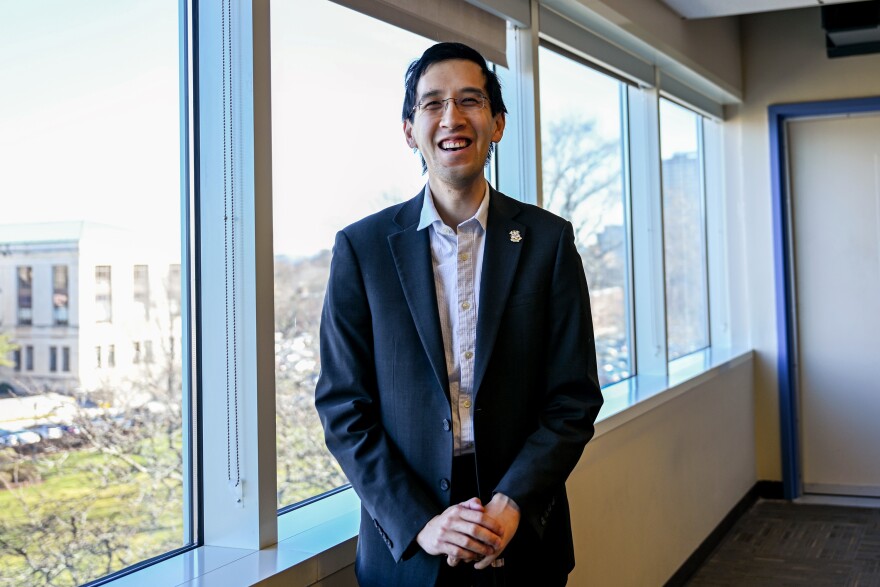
274;250;346;507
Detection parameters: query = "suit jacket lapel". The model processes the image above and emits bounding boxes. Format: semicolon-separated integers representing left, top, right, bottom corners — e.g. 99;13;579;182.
388;191;450;396
474;189;525;397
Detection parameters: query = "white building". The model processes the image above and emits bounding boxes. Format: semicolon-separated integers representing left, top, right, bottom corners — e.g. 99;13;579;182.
0;222;181;409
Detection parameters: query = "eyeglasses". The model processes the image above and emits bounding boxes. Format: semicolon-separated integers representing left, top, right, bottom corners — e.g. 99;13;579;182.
411;93;489;117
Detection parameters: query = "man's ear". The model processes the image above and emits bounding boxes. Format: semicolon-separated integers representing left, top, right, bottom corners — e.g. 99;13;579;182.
403;120;416;149
491;112;506;144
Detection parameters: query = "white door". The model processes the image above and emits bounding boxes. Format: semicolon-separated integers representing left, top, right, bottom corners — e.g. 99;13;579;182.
788;112;880;497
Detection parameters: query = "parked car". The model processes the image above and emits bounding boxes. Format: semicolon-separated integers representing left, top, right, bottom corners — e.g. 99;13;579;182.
0;428;41;446
30;424;65;440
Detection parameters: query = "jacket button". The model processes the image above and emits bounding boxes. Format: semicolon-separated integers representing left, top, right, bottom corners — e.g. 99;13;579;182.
442;418;451;431
440;478;450;491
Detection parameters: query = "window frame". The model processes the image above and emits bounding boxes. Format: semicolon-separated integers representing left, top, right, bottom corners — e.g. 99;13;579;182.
536;40;637;387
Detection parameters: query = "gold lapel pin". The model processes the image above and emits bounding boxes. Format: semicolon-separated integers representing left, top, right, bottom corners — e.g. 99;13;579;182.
509;230;522;243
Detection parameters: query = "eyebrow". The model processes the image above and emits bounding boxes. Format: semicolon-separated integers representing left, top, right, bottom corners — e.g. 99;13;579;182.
418;86;486;100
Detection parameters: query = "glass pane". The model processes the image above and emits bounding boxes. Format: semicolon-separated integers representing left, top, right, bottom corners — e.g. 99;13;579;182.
271;0;432;508
0;1;188;584
538;47;633;387
660;98;709;359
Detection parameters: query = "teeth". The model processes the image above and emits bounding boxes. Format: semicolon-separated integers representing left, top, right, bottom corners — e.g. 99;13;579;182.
442;140;469;150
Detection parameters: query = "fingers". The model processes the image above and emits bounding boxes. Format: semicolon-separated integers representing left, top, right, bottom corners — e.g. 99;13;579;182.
416;502;503;562
473;553;496;570
459;497;483;511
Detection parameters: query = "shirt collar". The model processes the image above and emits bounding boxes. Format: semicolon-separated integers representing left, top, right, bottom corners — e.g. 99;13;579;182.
417;181;491;232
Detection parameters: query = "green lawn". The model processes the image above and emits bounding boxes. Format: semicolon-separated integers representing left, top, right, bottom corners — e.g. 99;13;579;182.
0;432;185;587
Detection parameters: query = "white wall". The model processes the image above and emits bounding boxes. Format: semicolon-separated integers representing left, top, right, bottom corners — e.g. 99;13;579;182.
728;6;880;480
567;356;754;585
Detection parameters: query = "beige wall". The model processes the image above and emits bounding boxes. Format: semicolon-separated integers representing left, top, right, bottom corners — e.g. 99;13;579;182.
728;7;880;480
568;357;754;585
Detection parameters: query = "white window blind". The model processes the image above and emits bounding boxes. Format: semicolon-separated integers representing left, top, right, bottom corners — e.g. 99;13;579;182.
330;0;508;67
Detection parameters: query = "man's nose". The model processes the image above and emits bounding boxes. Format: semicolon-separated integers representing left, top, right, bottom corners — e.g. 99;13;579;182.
440;99;465;127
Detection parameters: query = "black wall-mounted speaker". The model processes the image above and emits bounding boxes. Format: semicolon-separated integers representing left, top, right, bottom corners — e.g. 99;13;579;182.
821;0;880;58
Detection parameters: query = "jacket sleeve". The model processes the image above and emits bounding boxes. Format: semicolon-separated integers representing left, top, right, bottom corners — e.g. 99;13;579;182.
314;230;438;562
492;221;604;537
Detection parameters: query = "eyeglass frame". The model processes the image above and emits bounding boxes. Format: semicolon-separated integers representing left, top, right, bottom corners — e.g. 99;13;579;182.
409;92;490;117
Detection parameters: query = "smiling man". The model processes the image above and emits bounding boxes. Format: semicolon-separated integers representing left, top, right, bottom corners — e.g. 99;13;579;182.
315;42;603;587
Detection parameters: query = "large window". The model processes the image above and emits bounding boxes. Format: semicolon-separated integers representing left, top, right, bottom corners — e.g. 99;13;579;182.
271;0;432;509
659;98;710;359
0;1;189;585
539;46;633;387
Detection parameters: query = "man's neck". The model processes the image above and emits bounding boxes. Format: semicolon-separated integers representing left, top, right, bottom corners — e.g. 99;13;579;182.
429;176;487;229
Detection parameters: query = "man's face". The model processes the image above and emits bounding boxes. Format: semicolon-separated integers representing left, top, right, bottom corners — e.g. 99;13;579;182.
404;59;505;189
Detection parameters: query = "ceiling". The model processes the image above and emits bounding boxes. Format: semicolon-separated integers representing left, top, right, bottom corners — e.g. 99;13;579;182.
659;0;861;19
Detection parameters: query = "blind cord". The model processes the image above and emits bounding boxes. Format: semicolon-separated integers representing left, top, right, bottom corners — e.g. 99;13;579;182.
222;0;242;506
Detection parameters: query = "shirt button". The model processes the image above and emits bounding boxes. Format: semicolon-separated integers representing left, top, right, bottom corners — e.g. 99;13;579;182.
461;301;471;310
442;418;451;431
440;478;450;491
463;399;472;409
459;253;469;261
464;351;473;360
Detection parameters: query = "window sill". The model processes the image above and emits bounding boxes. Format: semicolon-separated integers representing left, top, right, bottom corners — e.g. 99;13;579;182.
106;347;752;587
108;490;360;587
595;347;753;437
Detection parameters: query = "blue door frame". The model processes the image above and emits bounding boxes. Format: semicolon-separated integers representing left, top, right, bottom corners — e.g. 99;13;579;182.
768;95;880;499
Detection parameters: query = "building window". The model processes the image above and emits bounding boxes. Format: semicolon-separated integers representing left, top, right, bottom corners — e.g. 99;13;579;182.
95;266;112;323
62;347;71;372
539;45;633;386
13;349;21;372
50;346;58;372
17;266;33;325
134;264;150;320
53;265;69;325
133;341;142;364
108;344;116;368
96;346;102;369
25;345;34;371
660;98;710;360
95;266;113;323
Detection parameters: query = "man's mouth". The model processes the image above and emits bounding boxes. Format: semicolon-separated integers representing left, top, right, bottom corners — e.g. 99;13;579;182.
440;139;472;151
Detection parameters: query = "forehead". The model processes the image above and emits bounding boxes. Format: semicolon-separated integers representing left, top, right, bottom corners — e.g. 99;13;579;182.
416;59;487;96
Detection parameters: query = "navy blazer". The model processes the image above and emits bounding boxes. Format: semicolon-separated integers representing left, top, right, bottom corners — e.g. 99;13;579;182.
315;187;603;586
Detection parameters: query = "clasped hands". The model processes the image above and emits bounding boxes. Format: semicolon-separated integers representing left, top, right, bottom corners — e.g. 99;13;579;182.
416;493;520;570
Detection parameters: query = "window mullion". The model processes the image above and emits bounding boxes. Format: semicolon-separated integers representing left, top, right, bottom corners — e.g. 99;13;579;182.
495;0;542;205
197;0;277;550
627;84;669;378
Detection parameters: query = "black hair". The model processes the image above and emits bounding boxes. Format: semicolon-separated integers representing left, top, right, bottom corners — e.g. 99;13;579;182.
402;42;507;173
402;42;507;122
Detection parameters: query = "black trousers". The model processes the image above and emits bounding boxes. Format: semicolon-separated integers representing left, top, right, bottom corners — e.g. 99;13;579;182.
435;456;567;587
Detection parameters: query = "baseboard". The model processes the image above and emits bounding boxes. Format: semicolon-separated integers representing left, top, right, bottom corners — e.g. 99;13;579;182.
755;480;784;500
663;481;784;586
